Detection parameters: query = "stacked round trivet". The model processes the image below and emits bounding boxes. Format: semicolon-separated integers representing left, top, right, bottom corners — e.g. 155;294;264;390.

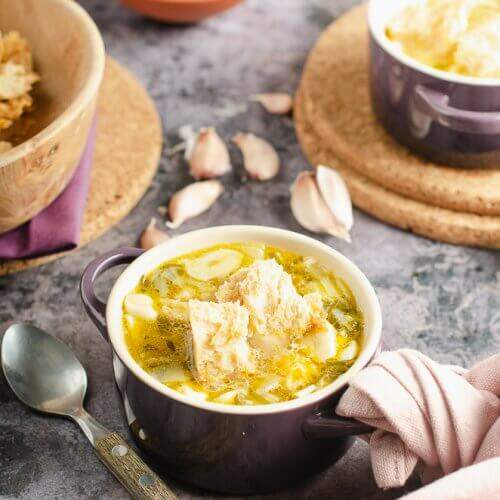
294;5;500;249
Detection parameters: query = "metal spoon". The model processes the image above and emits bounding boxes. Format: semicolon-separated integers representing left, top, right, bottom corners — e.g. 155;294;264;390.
1;323;176;500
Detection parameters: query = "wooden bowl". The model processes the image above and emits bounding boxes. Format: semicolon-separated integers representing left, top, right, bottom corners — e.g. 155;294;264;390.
0;0;105;234
119;0;243;23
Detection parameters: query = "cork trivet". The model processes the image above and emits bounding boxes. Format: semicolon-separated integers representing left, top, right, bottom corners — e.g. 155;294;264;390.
0;57;162;275
300;4;500;216
295;88;500;249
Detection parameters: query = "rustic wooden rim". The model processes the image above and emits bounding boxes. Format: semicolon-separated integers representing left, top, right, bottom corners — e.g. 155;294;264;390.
0;0;105;168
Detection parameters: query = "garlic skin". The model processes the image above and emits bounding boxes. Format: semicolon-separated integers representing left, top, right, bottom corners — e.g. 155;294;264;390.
251;93;293;115
139;218;169;250
167;180;224;229
232;133;280;181
167;125;195;158
178;125;197;160
188;127;231;180
290;168;353;242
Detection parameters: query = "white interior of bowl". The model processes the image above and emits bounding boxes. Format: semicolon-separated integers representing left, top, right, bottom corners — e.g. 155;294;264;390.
368;0;500;87
106;226;383;415
0;0;105;166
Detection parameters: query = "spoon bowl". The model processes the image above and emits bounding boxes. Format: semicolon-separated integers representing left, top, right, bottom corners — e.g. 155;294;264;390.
2;323;86;415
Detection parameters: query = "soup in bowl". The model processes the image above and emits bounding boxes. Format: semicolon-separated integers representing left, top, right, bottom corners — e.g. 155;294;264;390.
123;243;364;406
81;226;382;493
369;0;500;168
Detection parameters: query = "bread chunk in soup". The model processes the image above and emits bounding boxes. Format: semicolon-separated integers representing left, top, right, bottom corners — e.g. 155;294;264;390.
188;300;253;389
216;259;320;356
123;243;364;406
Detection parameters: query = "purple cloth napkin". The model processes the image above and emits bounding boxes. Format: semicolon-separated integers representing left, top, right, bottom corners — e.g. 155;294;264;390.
0;121;96;260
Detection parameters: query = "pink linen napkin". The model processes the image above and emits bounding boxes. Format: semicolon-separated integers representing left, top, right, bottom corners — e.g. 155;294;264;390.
0;120;96;260
336;349;500;498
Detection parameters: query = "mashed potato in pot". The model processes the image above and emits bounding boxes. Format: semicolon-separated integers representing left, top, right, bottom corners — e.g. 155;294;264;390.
386;0;500;78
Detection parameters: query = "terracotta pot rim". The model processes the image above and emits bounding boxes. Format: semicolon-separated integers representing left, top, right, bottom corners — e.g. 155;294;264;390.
0;0;105;169
105;225;383;416
138;0;239;4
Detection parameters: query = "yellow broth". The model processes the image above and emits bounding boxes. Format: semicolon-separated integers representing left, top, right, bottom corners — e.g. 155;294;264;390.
385;0;500;78
123;243;364;405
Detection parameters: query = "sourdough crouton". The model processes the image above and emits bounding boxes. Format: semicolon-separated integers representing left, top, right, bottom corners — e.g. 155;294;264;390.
188;300;253;388
216;259;320;356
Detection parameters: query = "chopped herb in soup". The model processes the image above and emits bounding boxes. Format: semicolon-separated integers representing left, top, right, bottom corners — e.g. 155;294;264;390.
123;243;364;405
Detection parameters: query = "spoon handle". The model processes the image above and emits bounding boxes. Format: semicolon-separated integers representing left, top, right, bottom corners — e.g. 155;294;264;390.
94;432;177;500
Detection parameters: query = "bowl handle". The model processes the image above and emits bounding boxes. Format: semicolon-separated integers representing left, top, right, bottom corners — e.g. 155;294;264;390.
80;247;144;340
414;85;500;135
304;340;384;440
303;410;373;440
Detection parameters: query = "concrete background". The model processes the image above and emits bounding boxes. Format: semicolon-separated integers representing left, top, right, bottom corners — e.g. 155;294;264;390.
1;0;498;498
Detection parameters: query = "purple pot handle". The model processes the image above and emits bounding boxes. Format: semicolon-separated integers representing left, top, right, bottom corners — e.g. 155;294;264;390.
414;85;500;135
303;342;385;440
80;247;144;340
303;409;373;440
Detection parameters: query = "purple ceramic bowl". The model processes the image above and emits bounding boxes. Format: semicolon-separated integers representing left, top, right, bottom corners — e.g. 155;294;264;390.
368;0;500;168
80;226;382;494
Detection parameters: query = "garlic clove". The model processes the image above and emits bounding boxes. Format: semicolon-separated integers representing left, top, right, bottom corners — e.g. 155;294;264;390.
301;322;337;362
124;314;135;330
290;172;333;233
188;127;231;180
232;132;280;181
316;165;353;233
167;180;223;229
295;385;317;398
338;340;358;362
213;389;240;404
251;93;293;115
290;171;352;241
139;218;169;250
149;366;189;383
185;249;243;281
179;384;207;401
124;294;158;321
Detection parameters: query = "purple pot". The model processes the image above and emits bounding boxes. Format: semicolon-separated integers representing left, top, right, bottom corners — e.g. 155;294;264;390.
80;226;382;494
368;0;500;168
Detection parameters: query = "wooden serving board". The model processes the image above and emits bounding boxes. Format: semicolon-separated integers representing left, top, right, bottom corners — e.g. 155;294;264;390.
0;57;162;275
299;5;500;217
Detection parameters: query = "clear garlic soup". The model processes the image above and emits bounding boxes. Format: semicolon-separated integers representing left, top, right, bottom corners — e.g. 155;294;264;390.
123;243;364;406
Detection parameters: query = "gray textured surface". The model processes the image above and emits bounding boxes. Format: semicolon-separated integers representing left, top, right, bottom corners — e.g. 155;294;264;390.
0;0;499;498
